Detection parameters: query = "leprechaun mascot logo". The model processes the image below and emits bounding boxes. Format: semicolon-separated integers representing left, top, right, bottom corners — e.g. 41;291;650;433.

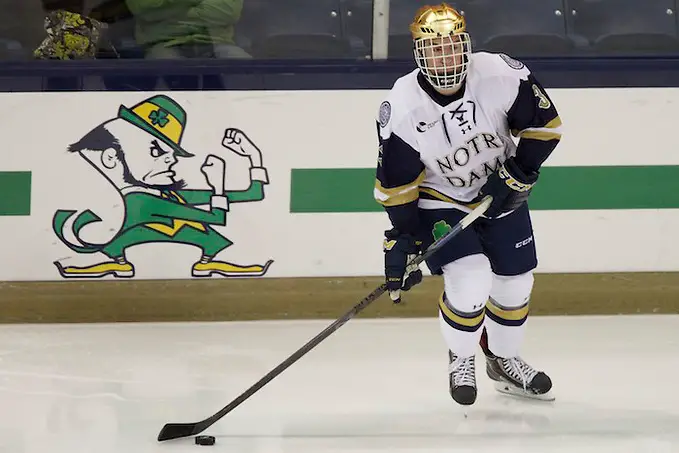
52;95;273;278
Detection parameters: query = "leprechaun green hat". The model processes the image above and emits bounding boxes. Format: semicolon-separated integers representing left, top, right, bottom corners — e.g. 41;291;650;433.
117;95;194;157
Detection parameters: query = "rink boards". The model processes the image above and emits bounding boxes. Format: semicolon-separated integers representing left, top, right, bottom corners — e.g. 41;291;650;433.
1;88;679;282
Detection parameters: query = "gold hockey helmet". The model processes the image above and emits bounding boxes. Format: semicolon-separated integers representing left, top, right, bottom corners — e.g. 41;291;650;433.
409;3;471;93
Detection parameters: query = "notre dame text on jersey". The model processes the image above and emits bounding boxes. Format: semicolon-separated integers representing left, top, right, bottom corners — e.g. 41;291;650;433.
374;51;562;233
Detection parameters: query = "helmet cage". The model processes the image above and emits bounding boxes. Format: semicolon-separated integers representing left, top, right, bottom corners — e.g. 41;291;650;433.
413;32;472;92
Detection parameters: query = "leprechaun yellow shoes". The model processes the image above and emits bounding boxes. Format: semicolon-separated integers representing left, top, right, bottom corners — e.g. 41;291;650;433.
53;260;135;278
191;259;273;277
53;258;273;278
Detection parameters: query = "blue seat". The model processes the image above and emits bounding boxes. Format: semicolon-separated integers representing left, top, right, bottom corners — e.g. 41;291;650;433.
0;0;46;59
236;0;354;58
565;0;679;55
341;0;375;58
0;38;26;60
461;0;573;57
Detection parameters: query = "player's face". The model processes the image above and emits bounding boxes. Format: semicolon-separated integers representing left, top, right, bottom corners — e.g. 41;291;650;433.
421;35;465;76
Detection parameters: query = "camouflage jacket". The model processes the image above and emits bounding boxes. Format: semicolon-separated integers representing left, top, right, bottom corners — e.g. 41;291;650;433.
34;10;107;60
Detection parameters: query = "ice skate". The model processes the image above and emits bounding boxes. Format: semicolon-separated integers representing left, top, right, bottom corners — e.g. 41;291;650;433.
484;349;554;401
448;350;477;405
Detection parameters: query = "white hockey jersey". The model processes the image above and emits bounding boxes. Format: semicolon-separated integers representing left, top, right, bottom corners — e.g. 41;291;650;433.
374;51;562;232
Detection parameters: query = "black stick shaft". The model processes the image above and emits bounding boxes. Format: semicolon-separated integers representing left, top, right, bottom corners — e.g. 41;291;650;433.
157;284;386;441
206;283;386;420
157;196;491;442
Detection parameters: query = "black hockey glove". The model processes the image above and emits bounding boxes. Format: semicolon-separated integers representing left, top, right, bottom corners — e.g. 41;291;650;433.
383;228;423;304
478;157;539;218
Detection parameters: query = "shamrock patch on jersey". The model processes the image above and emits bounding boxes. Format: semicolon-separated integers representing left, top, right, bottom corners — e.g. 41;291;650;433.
432;220;453;241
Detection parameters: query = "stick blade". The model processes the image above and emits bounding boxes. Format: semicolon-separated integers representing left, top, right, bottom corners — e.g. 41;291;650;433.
157;422;205;441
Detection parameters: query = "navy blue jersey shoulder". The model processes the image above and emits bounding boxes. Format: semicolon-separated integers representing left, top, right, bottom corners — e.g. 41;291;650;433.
507;75;559;133
1;56;679;92
506;73;562;173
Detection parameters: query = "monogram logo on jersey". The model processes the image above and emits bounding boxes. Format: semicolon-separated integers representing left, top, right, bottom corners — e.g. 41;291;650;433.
418;101;479;137
434;132;505;188
447;100;477;135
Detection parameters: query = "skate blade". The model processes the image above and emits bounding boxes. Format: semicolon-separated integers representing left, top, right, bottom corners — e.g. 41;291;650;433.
493;381;555;402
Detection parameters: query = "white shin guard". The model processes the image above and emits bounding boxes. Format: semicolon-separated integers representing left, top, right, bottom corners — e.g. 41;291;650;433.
484;271;534;358
438;254;493;358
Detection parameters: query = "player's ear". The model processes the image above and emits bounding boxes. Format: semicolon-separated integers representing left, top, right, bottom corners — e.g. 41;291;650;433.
100;148;119;169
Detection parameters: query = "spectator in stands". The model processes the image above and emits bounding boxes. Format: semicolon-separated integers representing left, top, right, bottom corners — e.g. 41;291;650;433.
124;0;251;59
32;0;110;60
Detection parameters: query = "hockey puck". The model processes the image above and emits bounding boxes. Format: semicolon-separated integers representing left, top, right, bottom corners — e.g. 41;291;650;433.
195;435;216;446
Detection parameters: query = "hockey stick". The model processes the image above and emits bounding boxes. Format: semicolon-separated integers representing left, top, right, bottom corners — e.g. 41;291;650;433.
156;195;493;442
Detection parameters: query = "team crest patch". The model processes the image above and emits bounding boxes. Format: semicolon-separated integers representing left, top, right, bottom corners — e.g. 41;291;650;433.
499;53;525;70
378;101;391;128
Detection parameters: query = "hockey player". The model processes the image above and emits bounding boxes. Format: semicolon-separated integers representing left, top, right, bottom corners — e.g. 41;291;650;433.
374;3;560;405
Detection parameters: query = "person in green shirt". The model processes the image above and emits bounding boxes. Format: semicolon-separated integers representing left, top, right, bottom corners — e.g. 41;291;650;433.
125;0;251;58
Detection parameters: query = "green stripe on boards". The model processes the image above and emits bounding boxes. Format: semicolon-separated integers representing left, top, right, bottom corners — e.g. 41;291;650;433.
290;166;679;213
0;171;31;216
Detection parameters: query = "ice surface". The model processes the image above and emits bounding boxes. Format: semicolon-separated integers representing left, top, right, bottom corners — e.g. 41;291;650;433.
0;315;677;452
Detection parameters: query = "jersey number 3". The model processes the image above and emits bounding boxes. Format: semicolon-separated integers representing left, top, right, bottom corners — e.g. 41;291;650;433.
532;84;551;110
